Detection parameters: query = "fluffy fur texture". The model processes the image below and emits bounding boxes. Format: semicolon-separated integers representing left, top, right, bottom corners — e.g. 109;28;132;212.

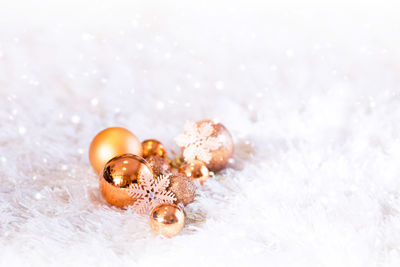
0;2;399;266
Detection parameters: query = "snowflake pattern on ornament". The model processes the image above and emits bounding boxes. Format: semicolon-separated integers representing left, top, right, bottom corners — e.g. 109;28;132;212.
127;173;176;215
175;121;222;164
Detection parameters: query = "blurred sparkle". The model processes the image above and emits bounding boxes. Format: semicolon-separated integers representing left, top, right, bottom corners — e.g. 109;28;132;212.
215;81;224;90
71;115;80;124
156;101;165;110
285;49;294;58
91;98;98;106
136;43;144;50
18;126;26;135
81;33;94;41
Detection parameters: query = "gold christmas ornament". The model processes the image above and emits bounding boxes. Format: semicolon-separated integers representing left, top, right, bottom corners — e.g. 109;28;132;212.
168;173;196;206
99;153;153;208
142;139;166;158
149;203;185;238
145;155;171;177
175;120;234;172
89;127;142;174
179;160;210;185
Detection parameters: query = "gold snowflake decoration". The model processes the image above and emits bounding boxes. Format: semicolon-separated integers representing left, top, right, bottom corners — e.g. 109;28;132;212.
127;173;176;215
175;121;222;164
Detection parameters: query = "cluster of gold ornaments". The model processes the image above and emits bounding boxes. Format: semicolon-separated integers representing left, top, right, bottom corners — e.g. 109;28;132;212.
89;121;234;238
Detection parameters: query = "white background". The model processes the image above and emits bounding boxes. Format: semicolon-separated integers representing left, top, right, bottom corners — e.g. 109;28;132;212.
0;1;400;266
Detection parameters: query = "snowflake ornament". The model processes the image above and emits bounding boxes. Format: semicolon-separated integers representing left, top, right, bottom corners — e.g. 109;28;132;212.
175;121;222;164
128;173;176;215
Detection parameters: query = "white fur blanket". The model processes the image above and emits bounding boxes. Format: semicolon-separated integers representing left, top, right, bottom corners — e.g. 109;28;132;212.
0;2;399;266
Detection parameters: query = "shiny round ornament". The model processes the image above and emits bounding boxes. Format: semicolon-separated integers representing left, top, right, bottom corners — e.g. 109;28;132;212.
89;127;142;174
145;155;171;177
168;173;196;206
149;203;185;238
99;153;153;208
142;139;166;158
179;160;209;185
175;120;234;172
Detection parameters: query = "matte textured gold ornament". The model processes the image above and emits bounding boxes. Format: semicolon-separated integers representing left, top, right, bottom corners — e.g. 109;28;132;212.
175;120;234;172
142;139;166;158
99;153;153;208
168;173;196;206
149;203;185;238
179;160;210;185
89;127;142;174
145;155;171;176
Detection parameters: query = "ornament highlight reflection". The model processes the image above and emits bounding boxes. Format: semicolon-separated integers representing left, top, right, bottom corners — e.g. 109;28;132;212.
149;203;185;238
99;153;153;208
179;160;210;184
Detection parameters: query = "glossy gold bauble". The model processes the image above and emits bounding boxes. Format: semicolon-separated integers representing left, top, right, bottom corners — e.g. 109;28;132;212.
99;153;153;208
142;139;166;158
145;155;171;177
168;173;196;206
149;203;185;238
198;120;234;172
89;127;142;174
179;160;210;185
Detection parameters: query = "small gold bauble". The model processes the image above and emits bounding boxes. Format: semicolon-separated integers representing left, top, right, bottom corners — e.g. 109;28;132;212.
89;127;142;174
149;203;185;238
142;139;166;158
168;173;196;206
99;153;153;208
179;160;210;185
145;155;171;177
